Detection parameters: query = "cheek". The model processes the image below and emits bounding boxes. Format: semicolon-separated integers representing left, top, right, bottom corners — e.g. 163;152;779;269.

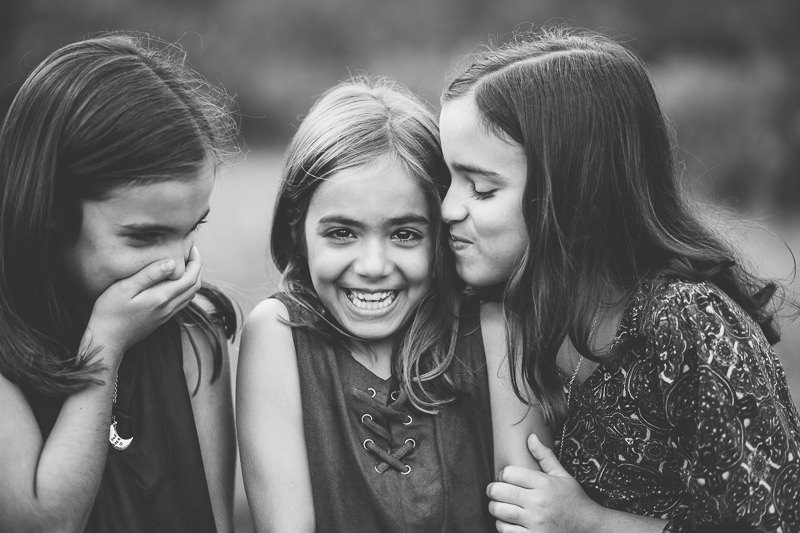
305;243;342;287
405;247;434;290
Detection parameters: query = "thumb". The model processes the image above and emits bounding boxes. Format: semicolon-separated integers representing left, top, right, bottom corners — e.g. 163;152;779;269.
528;433;569;476
120;259;176;295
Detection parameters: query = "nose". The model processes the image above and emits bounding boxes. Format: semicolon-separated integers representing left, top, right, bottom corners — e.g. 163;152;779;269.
441;184;467;224
352;238;393;280
166;234;195;280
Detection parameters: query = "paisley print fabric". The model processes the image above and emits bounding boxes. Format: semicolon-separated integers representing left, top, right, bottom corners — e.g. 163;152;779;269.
558;276;800;532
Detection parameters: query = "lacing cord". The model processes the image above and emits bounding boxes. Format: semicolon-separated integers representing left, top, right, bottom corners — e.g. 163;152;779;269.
358;388;416;474
362;437;416;474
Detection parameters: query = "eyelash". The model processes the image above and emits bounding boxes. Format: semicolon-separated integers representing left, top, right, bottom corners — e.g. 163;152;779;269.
392;229;422;243
128;233;159;244
127;218;208;245
469;182;496;200
325;228;356;241
323;228;423;244
194;218;208;231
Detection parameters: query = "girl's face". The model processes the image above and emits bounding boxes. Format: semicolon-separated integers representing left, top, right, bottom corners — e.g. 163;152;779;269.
439;95;528;287
62;161;215;301
303;157;433;342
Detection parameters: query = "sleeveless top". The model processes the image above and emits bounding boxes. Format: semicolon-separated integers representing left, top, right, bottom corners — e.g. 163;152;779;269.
277;293;495;533
24;320;216;533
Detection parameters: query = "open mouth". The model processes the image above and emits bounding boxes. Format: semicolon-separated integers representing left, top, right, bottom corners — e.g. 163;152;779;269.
345;289;398;311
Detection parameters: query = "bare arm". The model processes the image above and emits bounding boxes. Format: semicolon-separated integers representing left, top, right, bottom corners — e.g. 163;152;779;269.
182;319;235;533
488;435;667;533
236;298;315;533
481;301;552;474
0;254;201;532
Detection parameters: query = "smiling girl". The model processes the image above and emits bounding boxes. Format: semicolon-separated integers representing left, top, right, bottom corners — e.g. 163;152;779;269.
237;77;544;532
0;34;237;532
439;27;800;533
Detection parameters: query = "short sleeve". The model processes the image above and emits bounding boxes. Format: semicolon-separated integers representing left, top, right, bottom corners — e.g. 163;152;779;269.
647;281;800;532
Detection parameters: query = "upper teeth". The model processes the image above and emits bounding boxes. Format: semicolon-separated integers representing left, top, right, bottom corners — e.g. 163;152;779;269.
346;290;397;310
352;290;392;301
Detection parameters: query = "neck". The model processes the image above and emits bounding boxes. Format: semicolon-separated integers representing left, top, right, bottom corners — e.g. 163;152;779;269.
350;337;395;380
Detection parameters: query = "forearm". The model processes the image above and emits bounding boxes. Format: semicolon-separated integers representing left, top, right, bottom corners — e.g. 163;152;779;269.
11;364;118;531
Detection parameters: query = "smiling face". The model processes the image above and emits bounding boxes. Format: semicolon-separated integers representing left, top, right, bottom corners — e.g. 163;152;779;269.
439;95;529;288
62;161;215;301
303;157;433;343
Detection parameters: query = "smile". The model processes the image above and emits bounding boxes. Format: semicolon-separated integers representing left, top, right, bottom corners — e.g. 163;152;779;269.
345;289;398;311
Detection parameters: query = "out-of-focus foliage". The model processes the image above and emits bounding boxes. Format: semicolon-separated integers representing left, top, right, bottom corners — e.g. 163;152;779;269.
1;0;798;211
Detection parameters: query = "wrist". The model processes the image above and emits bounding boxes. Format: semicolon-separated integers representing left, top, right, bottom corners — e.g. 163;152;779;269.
79;327;125;370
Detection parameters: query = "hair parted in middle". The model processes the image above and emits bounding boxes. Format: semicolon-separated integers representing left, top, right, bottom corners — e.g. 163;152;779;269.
442;26;781;425
270;76;459;411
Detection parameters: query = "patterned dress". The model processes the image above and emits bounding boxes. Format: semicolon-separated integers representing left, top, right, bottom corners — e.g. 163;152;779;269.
558;275;800;532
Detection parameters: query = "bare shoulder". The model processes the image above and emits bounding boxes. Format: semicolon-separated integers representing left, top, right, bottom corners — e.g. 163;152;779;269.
239;298;296;368
0;371;36;423
245;298;291;329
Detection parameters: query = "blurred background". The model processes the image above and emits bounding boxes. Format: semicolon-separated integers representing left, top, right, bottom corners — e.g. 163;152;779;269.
2;1;799;530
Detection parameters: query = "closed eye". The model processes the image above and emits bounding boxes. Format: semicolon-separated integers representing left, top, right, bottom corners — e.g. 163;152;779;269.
191;217;208;234
126;232;162;245
470;182;497;200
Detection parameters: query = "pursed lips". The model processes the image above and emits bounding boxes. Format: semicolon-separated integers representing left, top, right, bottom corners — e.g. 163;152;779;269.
449;232;473;249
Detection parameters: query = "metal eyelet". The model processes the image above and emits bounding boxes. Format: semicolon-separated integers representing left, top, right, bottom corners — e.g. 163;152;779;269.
390;390;400;401
403;415;413;425
363;438;374;450
361;413;373;424
401;464;412;475
367;387;377;397
374;465;383;473
405;438;416;448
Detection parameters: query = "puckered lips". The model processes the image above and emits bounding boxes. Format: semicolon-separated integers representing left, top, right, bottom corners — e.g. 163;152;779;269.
449;231;472;251
344;288;399;313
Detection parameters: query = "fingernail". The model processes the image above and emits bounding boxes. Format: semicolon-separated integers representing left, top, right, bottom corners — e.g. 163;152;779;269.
161;259;176;272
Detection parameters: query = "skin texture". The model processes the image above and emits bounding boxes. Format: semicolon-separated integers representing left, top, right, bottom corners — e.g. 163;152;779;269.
303;157;433;374
439;95;528;287
63;161;215;300
0;166;230;532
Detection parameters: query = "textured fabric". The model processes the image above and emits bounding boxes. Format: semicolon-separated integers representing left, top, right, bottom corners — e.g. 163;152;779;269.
558;275;800;533
26;321;216;533
277;293;494;533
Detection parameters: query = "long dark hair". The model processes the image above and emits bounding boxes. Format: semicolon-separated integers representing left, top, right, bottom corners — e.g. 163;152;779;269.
271;77;459;411
0;33;238;395
442;27;781;425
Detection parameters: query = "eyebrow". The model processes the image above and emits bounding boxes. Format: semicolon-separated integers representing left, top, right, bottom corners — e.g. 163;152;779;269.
317;213;430;227
449;161;503;179
120;208;210;232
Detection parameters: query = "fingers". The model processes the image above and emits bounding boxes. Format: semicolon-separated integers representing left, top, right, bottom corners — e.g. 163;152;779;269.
488;499;524;525
487;480;531;506
121;247;202;305
150;247;202;306
527;433;568;476
494;466;545;489
120;259;177;295
494;520;528;533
